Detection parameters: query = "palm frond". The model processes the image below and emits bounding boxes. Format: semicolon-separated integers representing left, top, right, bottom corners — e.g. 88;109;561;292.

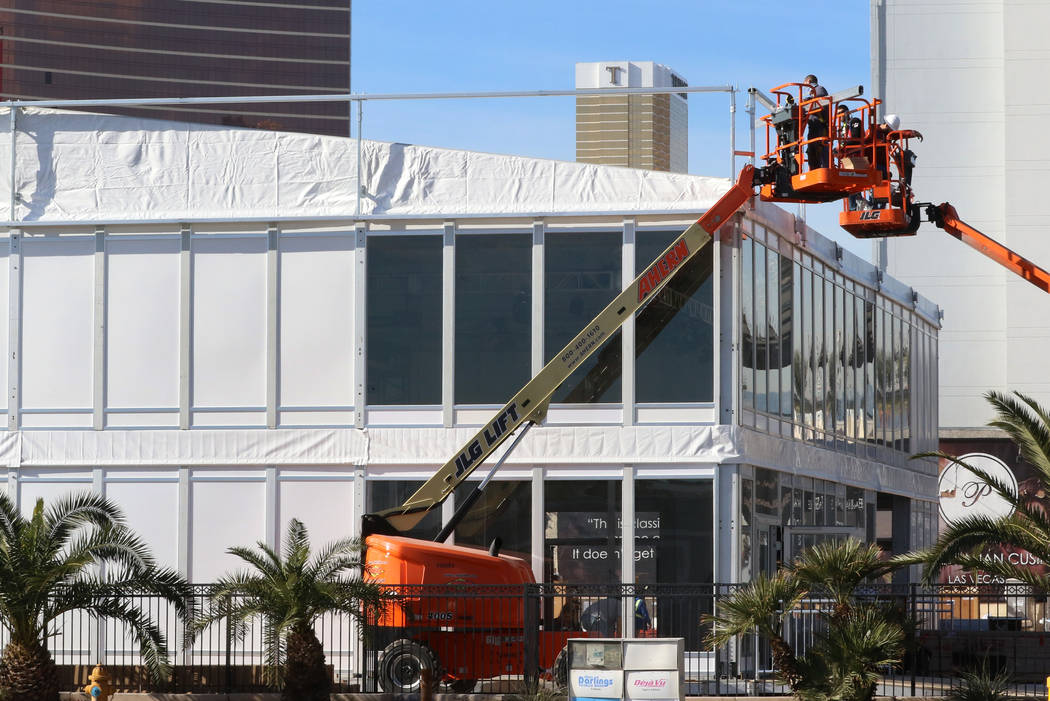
986;390;1050;484
705;572;807;646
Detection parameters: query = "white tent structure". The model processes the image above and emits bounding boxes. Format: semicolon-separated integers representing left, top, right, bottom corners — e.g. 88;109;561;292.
0;107;939;607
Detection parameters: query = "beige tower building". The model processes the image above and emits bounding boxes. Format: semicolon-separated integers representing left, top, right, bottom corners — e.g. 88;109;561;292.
575;61;688;173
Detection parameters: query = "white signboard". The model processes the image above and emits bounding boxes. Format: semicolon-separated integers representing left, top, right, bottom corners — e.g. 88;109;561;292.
938;453;1017;526
625;670;680;700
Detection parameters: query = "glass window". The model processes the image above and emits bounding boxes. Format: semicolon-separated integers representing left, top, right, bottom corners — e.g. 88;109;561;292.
877;305;889;446
801;476;815;527
766;247;780;415
901;320;912;452
864;298;876;447
453;479;531;555
834;283;846;438
635;480;713;584
455;234;532;404
780;255;793;420
812;270;825;437
545;480;622;583
813;479;825;527
853;293;865;443
844;290;855;441
780;473;793;526
824;277;835;440
894;310;902;449
754;244;767;413
635;230;714;402
755;468;778;516
846;485;865;529
801;267;814;433
636;479;714;646
741;477;753;581
367;481;441;540
545;231;622;403
367;235;442;405
741;237;755;411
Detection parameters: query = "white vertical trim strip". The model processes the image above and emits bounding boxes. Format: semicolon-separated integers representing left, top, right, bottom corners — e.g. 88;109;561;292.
265;466;277;549
178;466;190;578
91;467;105;664
531;221;544;376
353;224;367;429
621;219;635;427
179;226;192;430
7;230;20;430
442;222;455;427
5;468;16;508
531;465;544;582
93;227;106;431
621;464;635;599
266;224;279;429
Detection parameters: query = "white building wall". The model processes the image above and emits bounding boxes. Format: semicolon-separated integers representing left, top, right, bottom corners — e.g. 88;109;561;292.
879;0;1050;428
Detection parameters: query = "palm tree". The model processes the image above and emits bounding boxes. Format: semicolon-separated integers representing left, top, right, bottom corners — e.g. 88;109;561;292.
914;390;1050;590
707;571;807;689
706;538;904;701
0;492;192;701
192;518;384;701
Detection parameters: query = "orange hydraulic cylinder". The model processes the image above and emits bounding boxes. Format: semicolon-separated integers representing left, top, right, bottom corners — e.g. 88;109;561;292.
936;203;1050;294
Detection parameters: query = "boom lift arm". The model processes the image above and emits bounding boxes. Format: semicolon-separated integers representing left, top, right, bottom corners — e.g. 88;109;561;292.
362;164;766;539
924;203;1050;294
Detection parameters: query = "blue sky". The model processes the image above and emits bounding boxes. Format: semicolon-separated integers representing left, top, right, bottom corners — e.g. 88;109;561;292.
351;1;873;258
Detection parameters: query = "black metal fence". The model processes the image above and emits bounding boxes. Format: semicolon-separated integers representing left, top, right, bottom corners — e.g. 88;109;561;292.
3;583;1047;696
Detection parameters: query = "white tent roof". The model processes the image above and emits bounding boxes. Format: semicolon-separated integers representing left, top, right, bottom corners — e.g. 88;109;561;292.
3;107;730;224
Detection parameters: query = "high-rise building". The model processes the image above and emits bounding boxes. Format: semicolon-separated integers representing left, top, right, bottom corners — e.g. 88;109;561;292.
575;61;688;173
875;0;1050;437
0;0;351;136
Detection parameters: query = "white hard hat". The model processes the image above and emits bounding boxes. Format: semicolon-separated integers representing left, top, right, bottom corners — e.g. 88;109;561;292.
883;113;901;131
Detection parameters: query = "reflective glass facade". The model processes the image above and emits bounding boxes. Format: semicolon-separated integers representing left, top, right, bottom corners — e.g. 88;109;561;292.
0;0;350;135
740;224;938;457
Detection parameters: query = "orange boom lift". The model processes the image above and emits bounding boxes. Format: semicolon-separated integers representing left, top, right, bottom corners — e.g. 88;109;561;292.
361;81;1050;694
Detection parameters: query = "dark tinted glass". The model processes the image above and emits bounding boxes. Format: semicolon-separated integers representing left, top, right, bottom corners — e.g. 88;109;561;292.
545;232;621;403
367;236;442;405
455;234;531;404
367;481;440;540
453;480;531;556
545;480;623;583
634;230;713;402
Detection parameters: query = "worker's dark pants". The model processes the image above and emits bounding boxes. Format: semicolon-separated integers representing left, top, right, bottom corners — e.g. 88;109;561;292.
807;123;828;169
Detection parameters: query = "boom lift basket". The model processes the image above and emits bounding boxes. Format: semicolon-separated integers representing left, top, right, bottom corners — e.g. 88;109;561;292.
758;83;882;203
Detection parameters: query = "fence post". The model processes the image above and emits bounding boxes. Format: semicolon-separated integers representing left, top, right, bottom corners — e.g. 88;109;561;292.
224;600;232;695
909;583;917;697
523;583;538;688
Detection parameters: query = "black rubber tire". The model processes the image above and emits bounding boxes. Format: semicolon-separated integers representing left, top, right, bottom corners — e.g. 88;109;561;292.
377;639;438;693
553;646;569;690
447;678;477;693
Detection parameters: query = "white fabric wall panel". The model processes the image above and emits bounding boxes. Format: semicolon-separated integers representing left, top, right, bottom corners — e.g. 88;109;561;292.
21;238;95;412
278;236;355;410
192;237;267;416
107;238;181;411
190;476;265;583
18;474;94;516
276;472;355;550
105;479;179;571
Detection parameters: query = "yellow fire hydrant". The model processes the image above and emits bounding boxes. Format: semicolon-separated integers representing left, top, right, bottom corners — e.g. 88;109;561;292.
83;665;111;701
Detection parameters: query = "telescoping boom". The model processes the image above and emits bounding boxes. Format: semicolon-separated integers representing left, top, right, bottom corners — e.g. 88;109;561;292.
363;164;766;539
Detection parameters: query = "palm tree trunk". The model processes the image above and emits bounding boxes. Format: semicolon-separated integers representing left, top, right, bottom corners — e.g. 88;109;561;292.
0;641;59;701
769;635;802;691
283;623;330;701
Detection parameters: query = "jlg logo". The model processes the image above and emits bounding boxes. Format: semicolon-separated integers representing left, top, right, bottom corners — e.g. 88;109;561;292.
859;210;882;221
